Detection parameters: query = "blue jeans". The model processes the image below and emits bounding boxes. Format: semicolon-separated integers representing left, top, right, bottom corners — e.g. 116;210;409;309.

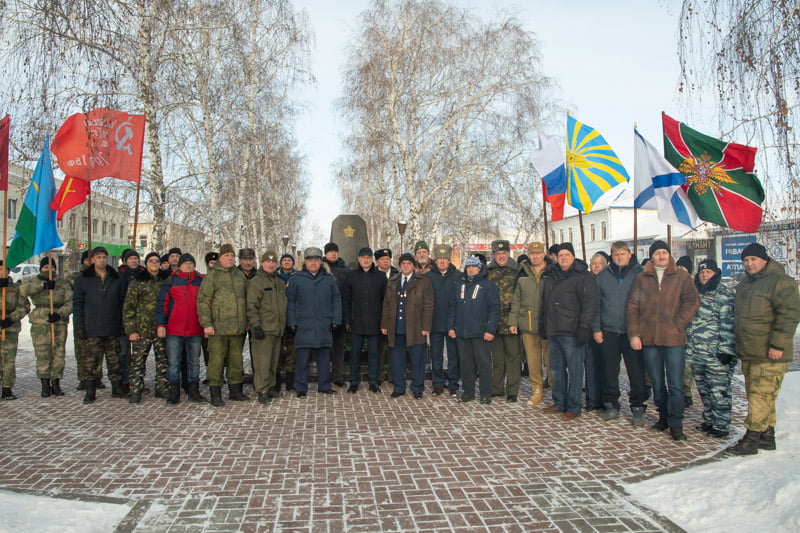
549;335;585;414
166;335;201;384
295;347;331;393
391;335;426;394
643;345;685;428
350;334;379;385
429;332;460;391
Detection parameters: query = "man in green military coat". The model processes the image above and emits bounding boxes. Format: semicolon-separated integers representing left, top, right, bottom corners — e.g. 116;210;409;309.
20;257;72;397
197;243;249;406
0;260;31;400
486;239;522;402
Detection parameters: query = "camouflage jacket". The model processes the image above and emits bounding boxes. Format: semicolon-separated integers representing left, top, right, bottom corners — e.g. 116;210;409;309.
20;273;73;326
246;267;287;336
0;281;31;333
197;262;248;335
685;276;735;361
123;269;170;339
486;258;519;334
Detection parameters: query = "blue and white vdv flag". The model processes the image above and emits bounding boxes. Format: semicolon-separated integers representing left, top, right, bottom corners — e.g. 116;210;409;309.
633;129;698;232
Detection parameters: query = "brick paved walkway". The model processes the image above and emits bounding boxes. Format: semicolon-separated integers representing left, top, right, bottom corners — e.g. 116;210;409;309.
0;334;749;532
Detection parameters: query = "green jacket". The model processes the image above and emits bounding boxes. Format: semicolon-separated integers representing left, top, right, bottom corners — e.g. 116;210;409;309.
734;260;800;363
246;267;287;335
509;263;546;334
20;273;73;326
486;257;519;334
122;269;169;339
1;281;31;333
197;262;248;335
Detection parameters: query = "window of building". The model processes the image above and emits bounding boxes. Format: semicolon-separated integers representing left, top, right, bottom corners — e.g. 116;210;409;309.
551;231;556;245
139;235;147;249
121;225;126;239
559;229;564;242
7;199;17;219
69;214;76;231
57;219;63;229
590;224;595;241
102;221;108;236
92;219;98;234
568;227;573;242
601;221;607;240
110;223;116;238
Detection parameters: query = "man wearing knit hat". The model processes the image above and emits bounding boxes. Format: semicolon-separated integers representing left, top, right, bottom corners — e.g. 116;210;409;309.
167;247;182;273
117;248;145;394
627;240;699;441
197;243;249;406
727;243;800;455
486;239;522;402
414;241;432;274
323;242;350;387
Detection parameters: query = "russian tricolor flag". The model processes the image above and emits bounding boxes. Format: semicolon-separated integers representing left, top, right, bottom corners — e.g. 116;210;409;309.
531;131;567;222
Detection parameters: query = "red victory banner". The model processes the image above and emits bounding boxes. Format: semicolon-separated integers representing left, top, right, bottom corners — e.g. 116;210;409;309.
50;176;91;221
52;108;145;183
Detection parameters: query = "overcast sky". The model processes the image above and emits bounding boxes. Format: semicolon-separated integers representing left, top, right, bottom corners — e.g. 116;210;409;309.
291;0;685;247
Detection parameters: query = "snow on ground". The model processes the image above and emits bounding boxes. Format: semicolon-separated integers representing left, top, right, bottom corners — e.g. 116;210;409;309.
624;371;800;533
0;490;131;533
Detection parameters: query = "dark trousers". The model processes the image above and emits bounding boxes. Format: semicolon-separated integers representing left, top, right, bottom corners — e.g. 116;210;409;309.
295;347;331;393
118;335;130;384
584;339;604;408
643;345;685;428
600;331;647;408
456;337;492;399
330;327;346;383
390;335;425;394
550;335;585;414
430;332;460;391
350;334;379;385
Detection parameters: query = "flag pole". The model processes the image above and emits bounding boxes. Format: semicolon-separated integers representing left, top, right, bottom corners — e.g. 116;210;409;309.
1;187;7;342
633;122;638;257
47;251;55;346
542;184;550;251
87;195;92;251
132;179;141;250
578;210;587;260
667;224;672;251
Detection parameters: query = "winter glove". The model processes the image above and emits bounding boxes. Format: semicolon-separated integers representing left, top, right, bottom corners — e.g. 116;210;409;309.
286;325;297;337
716;353;734;365
344;323;352;335
0;317;13;329
76;328;88;340
331;323;341;333
575;326;591;347
0;277;9;288
253;325;266;340
43;280;57;291
48;312;61;323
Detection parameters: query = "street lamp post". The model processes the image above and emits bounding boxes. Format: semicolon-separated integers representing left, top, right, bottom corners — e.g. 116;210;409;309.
282;235;290;254
397;221;407;254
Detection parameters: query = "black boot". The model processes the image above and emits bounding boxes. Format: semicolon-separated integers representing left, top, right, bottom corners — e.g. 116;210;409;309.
209;385;225;407
272;371;282;393
167;383;181;405
77;380;86;391
41;378;52;398
129;391;142;404
94;379;106;389
111;380;125;398
83;380;96;404
285;372;295;392
186;383;207;403
50;379;64;396
1;387;17;400
759;426;776;451
228;383;250;401
726;429;762;455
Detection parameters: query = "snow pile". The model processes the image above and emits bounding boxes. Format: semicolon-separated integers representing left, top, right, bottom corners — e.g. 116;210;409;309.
624;372;800;533
0;490;131;533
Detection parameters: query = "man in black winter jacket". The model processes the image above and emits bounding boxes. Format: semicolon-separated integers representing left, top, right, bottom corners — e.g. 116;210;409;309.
540;243;599;420
73;247;127;404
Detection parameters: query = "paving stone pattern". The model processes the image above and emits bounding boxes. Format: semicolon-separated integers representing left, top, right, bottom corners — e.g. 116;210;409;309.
0;342;751;532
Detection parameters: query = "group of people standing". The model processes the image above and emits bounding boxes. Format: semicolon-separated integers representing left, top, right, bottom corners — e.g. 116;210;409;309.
0;235;796;456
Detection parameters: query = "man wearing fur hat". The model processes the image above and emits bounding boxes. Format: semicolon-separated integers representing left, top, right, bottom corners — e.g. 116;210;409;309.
414;241;432;274
198;244;249;406
486;239;522;402
727;243;800;455
20;257;72;398
247;251;287;404
123;251;170;403
627;240;699;441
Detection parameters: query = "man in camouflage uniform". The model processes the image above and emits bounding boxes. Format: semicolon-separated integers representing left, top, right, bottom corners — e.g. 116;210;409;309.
486;239;522;402
198;243;249;407
0;261;31;400
20;257;72;398
727;243;800;455
123;251;170;403
247;251;287;404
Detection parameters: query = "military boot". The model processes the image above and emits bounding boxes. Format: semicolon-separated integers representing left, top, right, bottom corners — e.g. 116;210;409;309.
726;429;762;456
41;378;52;398
94;379;106;389
598;402;620;421
76;380;86;391
228;383;250;401
111;381;125;398
186;383;207;403
209;386;225;407
129;391;142;404
154;386;168;399
50;379;64;396
759;426;776;451
166;383;181;405
631;406;646;427
285;372;295;392
272;371;282;393
83;380;96;404
2;387;17;400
